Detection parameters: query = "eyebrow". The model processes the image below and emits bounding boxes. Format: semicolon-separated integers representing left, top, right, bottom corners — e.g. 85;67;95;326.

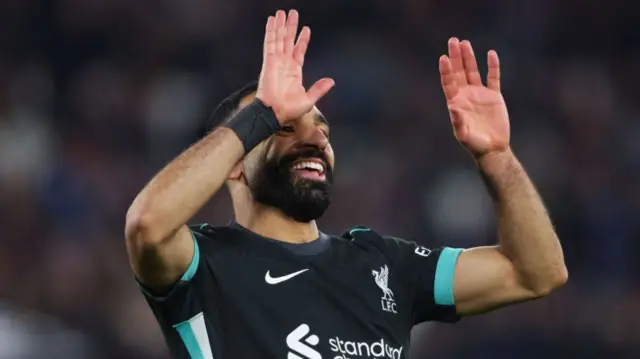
314;113;329;126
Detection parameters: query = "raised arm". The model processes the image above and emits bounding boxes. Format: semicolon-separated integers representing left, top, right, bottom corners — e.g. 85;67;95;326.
125;127;243;291
438;38;567;315
125;9;334;291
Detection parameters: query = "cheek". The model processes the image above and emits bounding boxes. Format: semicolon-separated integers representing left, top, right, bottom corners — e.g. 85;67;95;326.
325;144;335;168
264;137;288;161
243;143;269;177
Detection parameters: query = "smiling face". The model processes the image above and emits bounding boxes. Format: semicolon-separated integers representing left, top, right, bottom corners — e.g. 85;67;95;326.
239;93;335;223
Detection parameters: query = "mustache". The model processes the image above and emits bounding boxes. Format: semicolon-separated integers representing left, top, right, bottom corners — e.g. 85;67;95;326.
279;148;329;168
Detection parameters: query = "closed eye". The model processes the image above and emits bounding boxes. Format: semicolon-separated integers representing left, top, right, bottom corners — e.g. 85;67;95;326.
279;125;295;134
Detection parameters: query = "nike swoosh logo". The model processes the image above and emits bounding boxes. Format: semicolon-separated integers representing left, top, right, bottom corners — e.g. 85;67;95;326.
265;269;309;285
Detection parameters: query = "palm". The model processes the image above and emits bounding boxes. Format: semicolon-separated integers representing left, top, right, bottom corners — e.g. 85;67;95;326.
439;38;511;157
257;10;334;124
261;54;309;117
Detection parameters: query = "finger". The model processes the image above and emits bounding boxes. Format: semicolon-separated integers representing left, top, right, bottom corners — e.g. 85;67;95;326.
264;16;276;59
293;26;311;66
275;10;286;54
487;50;501;92
447;37;467;86
306;78;335;104
284;10;299;55
439;55;459;100
460;40;482;86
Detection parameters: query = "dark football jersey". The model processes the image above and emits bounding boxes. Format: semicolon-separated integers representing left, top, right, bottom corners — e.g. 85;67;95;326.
138;222;463;359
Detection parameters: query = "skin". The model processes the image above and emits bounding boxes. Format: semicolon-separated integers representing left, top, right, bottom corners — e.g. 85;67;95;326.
439;38;567;314
125;10;567;315
125;10;334;292
227;92;334;244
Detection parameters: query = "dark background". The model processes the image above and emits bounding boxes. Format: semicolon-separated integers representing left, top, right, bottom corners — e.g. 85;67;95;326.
0;0;638;358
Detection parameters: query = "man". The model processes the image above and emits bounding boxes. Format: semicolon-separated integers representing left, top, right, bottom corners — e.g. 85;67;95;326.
125;9;567;359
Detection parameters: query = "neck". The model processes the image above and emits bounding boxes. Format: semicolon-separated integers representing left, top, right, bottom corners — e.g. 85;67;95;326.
234;202;319;244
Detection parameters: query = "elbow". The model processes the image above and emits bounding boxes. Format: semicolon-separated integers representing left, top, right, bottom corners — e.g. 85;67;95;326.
556;265;569;287
531;266;569;297
125;206;164;249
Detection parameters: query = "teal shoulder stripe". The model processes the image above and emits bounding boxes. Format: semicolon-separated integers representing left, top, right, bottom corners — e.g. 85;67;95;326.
173;313;213;359
434;247;463;306
180;230;200;282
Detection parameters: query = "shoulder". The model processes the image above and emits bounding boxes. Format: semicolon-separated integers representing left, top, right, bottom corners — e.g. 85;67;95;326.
187;223;248;250
340;225;415;245
337;225;421;258
188;223;227;237
189;223;228;239
338;225;443;264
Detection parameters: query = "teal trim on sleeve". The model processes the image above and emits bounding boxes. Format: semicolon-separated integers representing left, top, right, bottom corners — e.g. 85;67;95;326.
349;228;370;235
180;230;200;282
434;247;463;306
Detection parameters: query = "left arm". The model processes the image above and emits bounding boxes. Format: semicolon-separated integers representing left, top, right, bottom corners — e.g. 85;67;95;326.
453;150;567;315
437;38;567;316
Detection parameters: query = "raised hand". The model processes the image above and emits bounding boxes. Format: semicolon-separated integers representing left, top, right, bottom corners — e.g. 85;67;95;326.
257;10;335;124
439;38;510;158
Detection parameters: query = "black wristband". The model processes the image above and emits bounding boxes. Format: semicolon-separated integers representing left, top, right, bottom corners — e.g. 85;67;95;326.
223;99;281;152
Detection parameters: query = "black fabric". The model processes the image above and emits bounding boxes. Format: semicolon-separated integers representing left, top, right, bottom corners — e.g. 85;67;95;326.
223;98;280;152
139;223;459;359
228;221;331;256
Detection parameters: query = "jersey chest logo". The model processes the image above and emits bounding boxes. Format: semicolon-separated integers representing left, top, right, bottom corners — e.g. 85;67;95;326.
265;269;309;285
371;265;397;314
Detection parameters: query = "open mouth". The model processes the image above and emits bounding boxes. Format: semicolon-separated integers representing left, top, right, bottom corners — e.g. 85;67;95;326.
290;159;327;181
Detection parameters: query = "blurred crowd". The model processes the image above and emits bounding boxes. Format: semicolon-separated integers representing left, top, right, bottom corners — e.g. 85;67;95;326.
0;0;638;358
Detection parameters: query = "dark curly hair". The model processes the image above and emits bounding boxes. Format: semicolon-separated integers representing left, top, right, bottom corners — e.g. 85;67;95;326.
206;81;259;134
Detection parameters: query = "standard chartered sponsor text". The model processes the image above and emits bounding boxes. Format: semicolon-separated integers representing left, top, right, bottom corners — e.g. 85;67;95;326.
328;337;403;359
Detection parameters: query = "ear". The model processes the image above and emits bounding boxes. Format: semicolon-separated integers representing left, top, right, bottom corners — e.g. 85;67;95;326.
228;160;244;181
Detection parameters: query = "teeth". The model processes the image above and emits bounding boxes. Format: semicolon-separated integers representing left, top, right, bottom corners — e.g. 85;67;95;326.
292;161;324;173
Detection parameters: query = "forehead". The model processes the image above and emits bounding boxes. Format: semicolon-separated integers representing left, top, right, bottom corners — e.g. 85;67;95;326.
238;92;328;127
238;93;257;109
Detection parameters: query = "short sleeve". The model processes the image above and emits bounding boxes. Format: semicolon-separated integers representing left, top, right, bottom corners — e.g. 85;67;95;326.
384;236;463;324
133;224;229;359
136;226;207;325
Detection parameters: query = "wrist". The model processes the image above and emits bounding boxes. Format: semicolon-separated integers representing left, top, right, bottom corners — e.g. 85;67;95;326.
254;96;285;124
476;148;518;177
223;99;281;153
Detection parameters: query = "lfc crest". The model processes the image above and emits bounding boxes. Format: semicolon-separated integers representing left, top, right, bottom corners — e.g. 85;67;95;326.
372;265;397;314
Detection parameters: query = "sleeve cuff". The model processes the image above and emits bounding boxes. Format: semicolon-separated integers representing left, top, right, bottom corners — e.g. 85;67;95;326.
434;247;463;306
180;229;200;282
135;230;201;300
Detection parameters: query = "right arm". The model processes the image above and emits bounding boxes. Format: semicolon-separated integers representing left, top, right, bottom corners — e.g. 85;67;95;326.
125;128;244;291
125;9;334;292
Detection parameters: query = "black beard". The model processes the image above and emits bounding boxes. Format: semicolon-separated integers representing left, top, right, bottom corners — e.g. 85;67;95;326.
249;148;333;223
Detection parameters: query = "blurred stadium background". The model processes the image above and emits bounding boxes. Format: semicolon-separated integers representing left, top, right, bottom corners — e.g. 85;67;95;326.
0;0;638;358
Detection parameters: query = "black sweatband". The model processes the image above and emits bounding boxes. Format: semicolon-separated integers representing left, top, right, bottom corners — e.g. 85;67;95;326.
224;99;281;152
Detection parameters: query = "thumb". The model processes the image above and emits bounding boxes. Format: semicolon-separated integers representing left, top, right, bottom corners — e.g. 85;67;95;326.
306;78;335;104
